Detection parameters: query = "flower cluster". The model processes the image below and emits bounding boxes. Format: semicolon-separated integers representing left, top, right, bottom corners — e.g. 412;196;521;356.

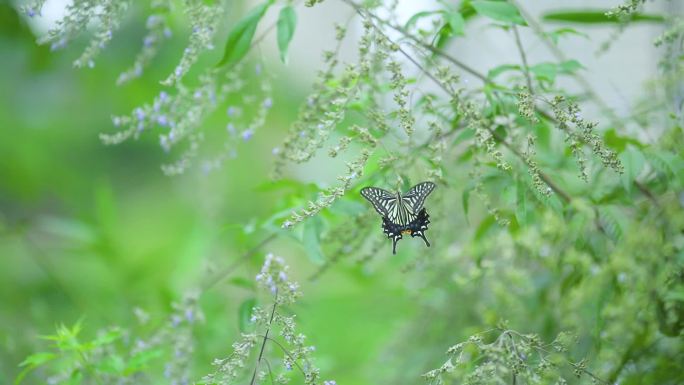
117;5;173;85
423;329;604;385
551;96;623;181
204;254;334;385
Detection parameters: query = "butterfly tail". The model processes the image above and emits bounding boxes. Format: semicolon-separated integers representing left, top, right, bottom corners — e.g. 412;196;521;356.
392;237;398;254
414;231;430;247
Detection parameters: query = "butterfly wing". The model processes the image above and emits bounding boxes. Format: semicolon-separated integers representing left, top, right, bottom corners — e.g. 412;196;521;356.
360;187;396;217
402;182;436;212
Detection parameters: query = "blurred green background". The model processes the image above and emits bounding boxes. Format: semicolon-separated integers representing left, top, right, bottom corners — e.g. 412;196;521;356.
0;3;420;383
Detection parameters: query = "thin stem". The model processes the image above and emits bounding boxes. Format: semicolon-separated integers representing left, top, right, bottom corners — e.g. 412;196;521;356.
263;358;276;385
202;233;277;292
250;289;279;385
260;335;307;375
512;25;534;94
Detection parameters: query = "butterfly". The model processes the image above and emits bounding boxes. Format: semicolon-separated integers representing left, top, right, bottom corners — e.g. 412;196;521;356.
360;181;436;254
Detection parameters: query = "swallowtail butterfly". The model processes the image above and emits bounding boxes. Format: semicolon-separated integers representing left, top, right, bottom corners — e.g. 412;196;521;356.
360;182;436;254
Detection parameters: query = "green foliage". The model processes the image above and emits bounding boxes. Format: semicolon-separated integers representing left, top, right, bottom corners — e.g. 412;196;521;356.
542;10;665;24
471;1;527;26
3;0;684;384
218;1;273;67
276;5;297;63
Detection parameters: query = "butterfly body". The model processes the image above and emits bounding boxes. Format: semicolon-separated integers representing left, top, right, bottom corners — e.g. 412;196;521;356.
360;182;435;254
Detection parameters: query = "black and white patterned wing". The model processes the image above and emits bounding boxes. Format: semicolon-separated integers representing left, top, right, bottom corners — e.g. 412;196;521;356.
360;187;396;217
402;182;436;212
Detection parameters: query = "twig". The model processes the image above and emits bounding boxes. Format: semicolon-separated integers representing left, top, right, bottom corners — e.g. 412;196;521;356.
250;288;279;385
201;233;277;292
512;25;534;94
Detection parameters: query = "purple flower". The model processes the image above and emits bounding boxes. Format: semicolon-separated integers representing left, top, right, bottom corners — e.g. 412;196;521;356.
324;381;337;385
157;115;168;126
263;98;272;109
185;309;194;323
226;123;236;134
226;106;236;117
255;63;262;75
146;15;160;28
241;130;253;141
164;28;173;38
27;8;36;17
271;147;280;155
134;108;145;121
144;36;156;47
159;91;169;102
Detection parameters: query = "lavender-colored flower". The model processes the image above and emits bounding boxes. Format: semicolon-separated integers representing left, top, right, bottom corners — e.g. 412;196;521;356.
263;98;273;109
157;115;168;126
255;63;262;75
193;90;202;99
163;28;172;38
278;271;287;282
271;147;280;155
159;91;169;102
146;15;160;28
171;314;182;327
226;106;236;117
324;381;337;385
87;60;95;69
285;362;292;370
185;309;194;323
241;130;253;141
144;35;156;47
282;220;293;228
27;8;36;17
174;66;182;77
134;108;145;121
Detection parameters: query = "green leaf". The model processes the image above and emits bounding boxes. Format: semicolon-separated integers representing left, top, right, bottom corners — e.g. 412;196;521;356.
644;150;684;186
302;216;325;264
547;27;588;44
15;352;57;385
558;59;583;73
444;11;466;36
542;10;665;24
405;10;441;30
19;352;57;368
276;5;297;64
471;1;527;25
238;298;257;332
462;186;472;224
529;62;557;83
218;1;273;67
487;64;521;79
619;146;645;193
598;206;626;242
